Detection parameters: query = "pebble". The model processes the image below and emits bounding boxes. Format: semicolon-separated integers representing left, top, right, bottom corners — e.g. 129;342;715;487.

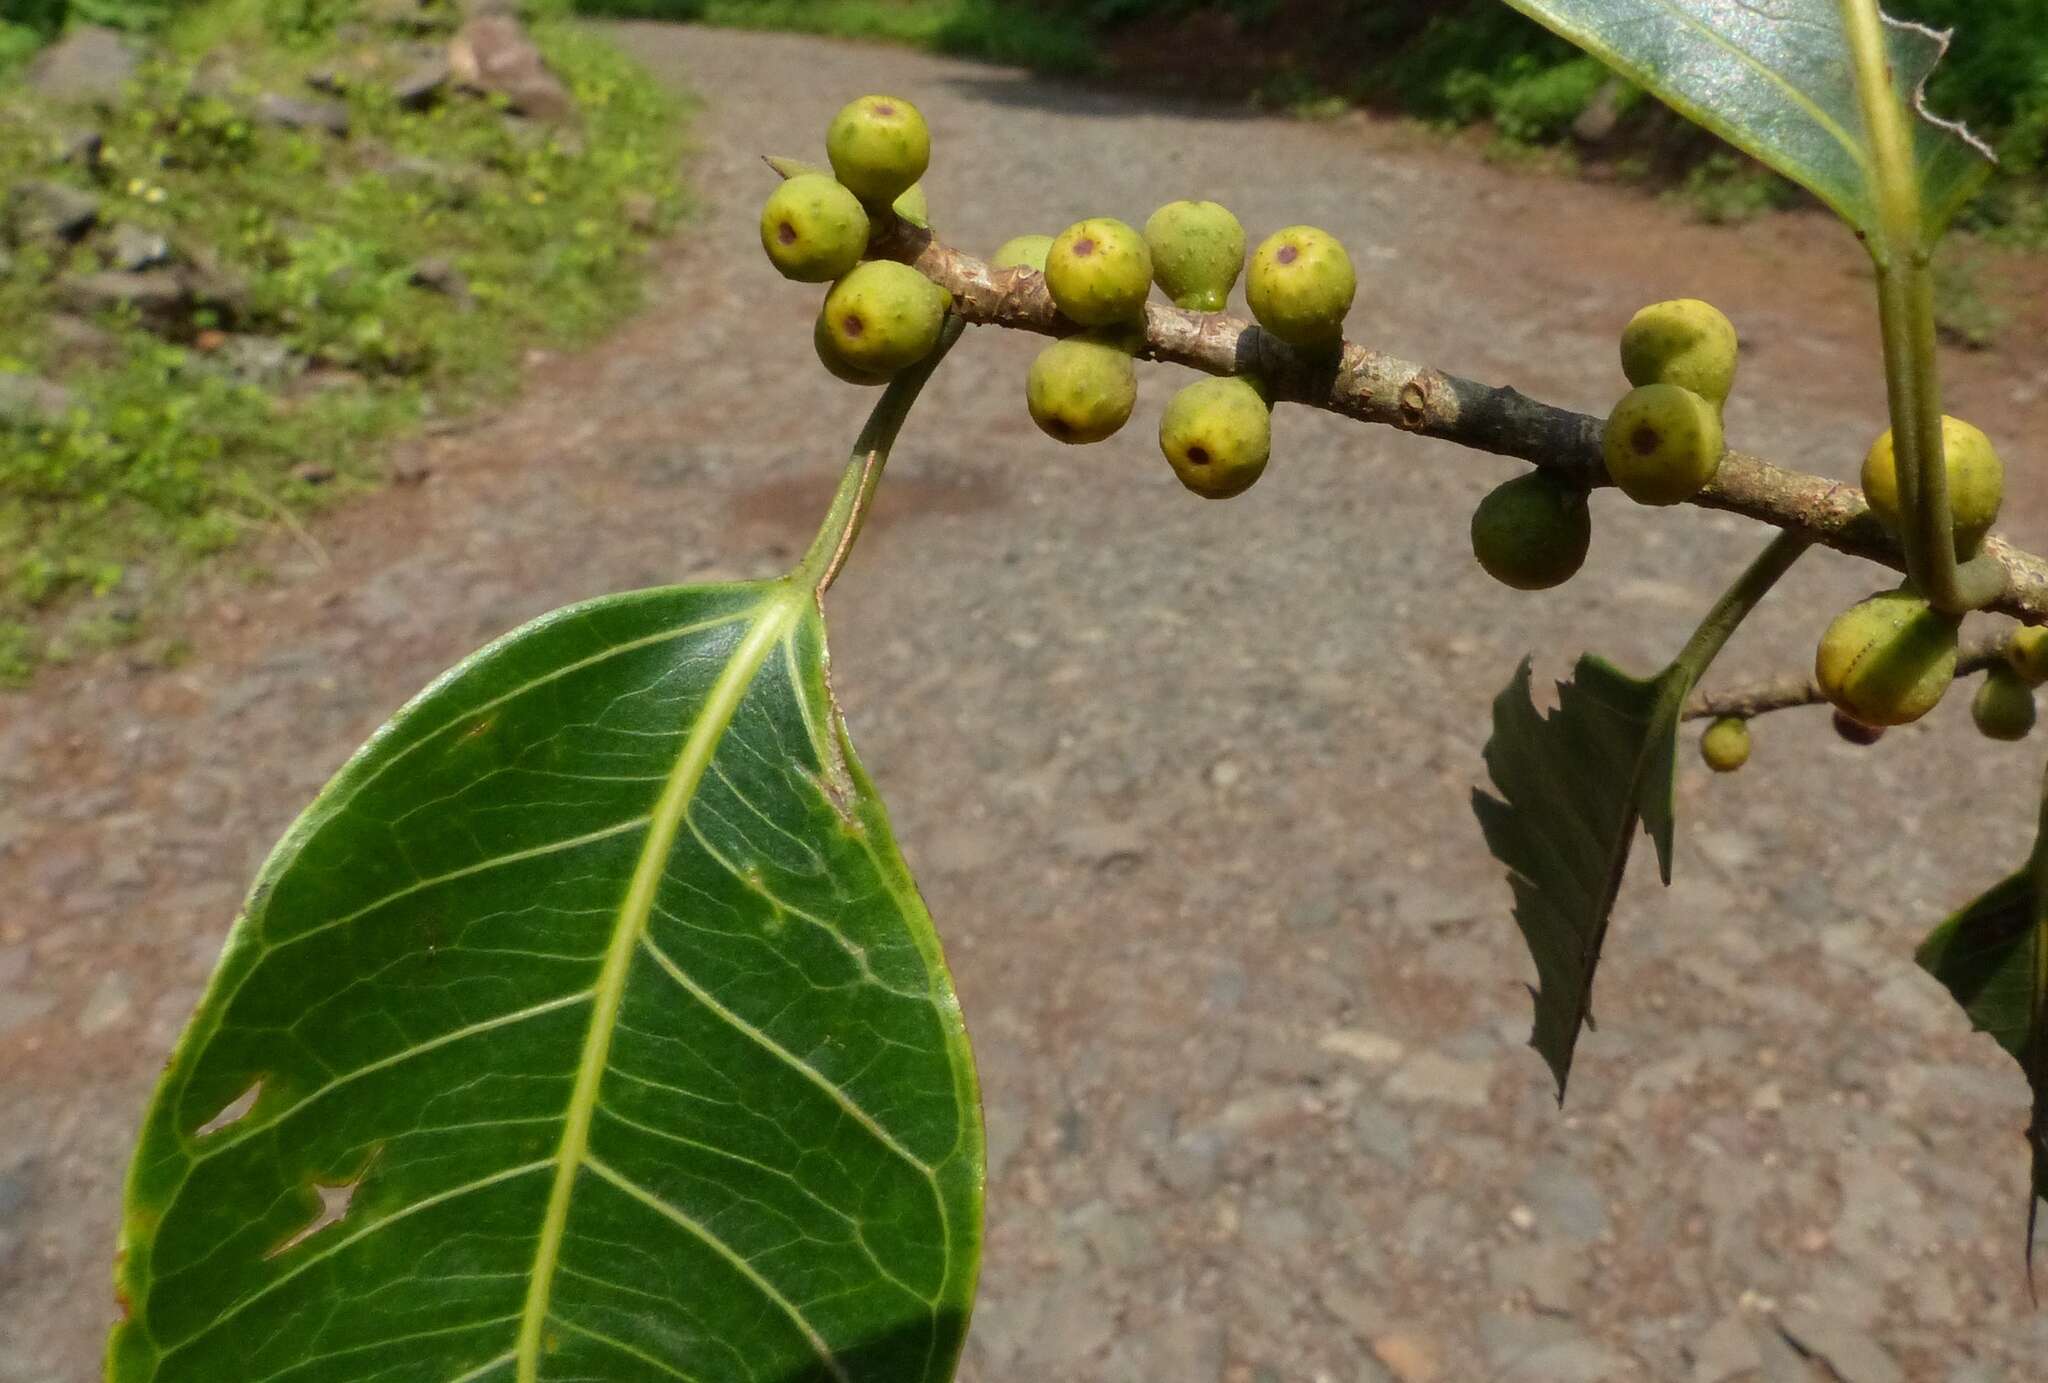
76;971;132;1035
1369;1333;1442;1383
1319;1028;1407;1069
1775;1310;1904;1383
1384;1051;1494;1108
1518;1159;1609;1242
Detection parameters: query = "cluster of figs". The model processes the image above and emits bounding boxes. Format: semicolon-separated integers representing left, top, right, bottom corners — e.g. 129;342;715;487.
761;93;2036;766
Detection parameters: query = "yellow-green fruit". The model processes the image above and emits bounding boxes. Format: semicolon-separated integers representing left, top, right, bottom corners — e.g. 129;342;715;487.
1620;298;1739;406
1027;333;1138;444
760;173;871;283
1246;225;1355;349
891;181;928;227
1699;717;1751;773
826;94;931;206
1814;589;1961;728
1602;383;1725;506
991;234;1053;272
1972;665;2037;741
1468;472;1591;591
819;261;951;377
1158;376;1271;498
2007;626;2048;687
1045;218;1153;326
1860;415;2005;555
814;312;890;387
1144;200;1245;312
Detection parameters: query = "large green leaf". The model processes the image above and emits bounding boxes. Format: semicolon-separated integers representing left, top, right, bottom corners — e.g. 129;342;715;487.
1916;865;2048;1265
107;578;983;1383
1473;656;1686;1099
1501;0;1994;238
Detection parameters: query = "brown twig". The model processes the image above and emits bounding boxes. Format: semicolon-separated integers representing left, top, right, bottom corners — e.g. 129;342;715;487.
1682;636;2011;721
853;213;2048;624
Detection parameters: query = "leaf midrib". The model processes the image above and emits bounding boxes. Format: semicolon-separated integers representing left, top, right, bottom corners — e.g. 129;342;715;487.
514;585;804;1383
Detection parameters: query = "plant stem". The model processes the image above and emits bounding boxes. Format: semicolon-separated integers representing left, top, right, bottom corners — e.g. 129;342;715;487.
1668;532;1814;700
1840;0;2002;613
794;314;966;596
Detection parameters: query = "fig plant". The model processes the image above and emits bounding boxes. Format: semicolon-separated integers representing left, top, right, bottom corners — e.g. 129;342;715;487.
109;4;2048;1381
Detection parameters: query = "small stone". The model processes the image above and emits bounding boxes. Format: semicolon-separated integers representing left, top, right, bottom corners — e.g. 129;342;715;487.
1571;78;1628;145
55;128;104;166
622;190;659;234
1319;1028;1407;1069
1350;1099;1414;1169
0;373;75;428
1687;1312;1761;1383
392;55;452;111
78;971;133;1035
1370;1333;1442;1383
1208;757;1242;789
1518;1159;1609;1242
218;335;300;385
106;222;173;272
1490;1237;1585;1314
409;255;471;302
449;16;574;121
1748;1081;1783;1113
1384;1050;1494;1107
5;178;100;246
1775;1310;1903;1383
27;25;139;106
257;92;352;136
58;269;191;327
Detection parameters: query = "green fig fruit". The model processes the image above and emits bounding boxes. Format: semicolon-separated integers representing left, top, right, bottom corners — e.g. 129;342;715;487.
1973;664;2037;741
1699;716;1751;773
1860;415;2004;556
1469;471;1591;591
1045;218;1153;326
814;312;890;386
991;234;1054;272
818;261;951;377
892;181;929;227
759;173;871;283
1246;225;1355;350
1620;298;1739;407
1601;382;1724;506
1027;332;1138;444
1158;376;1271;498
1814;589;1960;728
2007;626;2048;687
1144;200;1245;312
826;94;931;206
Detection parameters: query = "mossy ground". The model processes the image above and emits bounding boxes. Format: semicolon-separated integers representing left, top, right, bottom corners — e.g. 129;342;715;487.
0;1;688;683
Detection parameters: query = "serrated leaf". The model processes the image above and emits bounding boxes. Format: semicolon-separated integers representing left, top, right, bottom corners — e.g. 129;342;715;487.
1473;655;1688;1099
1501;0;1994;239
1915;867;2048;1267
108;580;983;1383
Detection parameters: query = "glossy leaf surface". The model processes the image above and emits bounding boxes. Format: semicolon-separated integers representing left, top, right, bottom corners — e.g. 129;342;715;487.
1474;656;1684;1099
109;579;983;1383
1503;0;1994;238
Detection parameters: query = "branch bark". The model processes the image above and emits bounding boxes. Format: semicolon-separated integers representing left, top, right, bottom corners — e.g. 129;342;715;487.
1682;637;2010;721
864;217;2048;623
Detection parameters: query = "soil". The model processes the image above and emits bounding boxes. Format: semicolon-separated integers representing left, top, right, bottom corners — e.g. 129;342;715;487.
6;21;2048;1382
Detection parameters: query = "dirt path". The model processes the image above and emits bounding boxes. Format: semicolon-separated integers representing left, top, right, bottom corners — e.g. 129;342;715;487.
8;22;2048;1381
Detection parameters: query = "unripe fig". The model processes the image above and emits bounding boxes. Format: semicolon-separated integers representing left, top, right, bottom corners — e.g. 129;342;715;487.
826;94;931;206
1860;415;2004;556
2007;626;2048;687
1814;589;1961;728
814;312;890;386
1469;471;1591;591
1045;218;1153;326
1246;225;1355;350
1972;664;2037;741
1027;332;1138;444
991;234;1053;272
1832;709;1885;746
1601;383;1724;506
1144;200;1245;312
1699;717;1751;773
819;261;951;377
760;173;871;284
892;181;928;227
1620;298;1739;406
1158;376;1271;498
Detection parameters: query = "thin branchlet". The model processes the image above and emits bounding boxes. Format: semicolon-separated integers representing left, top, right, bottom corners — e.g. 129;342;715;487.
1682;636;2010;721
855;215;2048;625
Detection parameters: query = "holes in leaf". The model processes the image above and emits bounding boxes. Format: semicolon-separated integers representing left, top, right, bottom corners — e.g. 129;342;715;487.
265;1150;379;1260
192;1078;263;1137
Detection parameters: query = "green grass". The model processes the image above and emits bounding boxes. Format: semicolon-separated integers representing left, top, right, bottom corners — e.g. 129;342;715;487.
0;0;688;681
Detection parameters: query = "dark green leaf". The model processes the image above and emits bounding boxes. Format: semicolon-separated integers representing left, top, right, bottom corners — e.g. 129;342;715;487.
1501;0;1994;238
109;579;983;1383
1916;868;2048;1263
1473;655;1687;1099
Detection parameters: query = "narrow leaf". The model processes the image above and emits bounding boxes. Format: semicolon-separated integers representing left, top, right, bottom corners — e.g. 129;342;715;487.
1500;0;1994;238
1473;655;1687;1098
1916;869;2048;1270
109;581;983;1383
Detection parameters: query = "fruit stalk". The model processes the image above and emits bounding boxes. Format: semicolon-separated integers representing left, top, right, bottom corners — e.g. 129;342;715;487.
1683;635;2011;721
